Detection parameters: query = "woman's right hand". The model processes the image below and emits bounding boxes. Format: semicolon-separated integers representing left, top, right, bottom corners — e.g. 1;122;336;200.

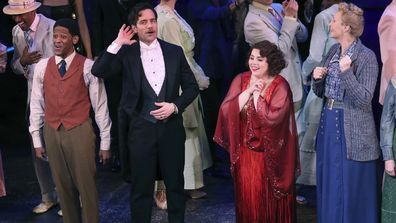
114;24;137;46
247;79;264;95
385;160;396;176
313;67;327;80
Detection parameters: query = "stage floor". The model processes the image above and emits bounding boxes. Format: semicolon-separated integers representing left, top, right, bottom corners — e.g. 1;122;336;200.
0;145;316;223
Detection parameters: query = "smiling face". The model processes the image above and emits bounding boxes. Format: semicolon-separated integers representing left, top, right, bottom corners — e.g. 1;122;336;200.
135;9;158;45
12;11;36;31
249;48;269;78
53;26;79;58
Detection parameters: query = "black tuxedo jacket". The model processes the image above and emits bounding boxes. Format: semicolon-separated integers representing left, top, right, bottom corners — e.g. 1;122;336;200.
92;39;199;181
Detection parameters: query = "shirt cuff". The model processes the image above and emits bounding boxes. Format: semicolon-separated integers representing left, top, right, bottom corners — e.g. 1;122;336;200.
31;131;43;148
100;139;111;151
284;16;297;21
107;41;122;54
382;147;394;160
173;103;179;114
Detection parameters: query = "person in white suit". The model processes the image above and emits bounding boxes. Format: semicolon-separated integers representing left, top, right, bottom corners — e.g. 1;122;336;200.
3;0;58;214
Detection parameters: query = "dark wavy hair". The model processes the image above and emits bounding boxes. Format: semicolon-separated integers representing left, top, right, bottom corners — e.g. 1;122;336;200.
128;2;157;25
248;40;287;77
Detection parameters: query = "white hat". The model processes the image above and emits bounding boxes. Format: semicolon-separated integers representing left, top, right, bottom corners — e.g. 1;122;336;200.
3;0;41;15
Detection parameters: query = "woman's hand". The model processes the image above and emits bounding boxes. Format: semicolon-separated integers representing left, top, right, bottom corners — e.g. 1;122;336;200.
313;67;327;80
247;79;264;95
339;55;352;72
385;160;396;177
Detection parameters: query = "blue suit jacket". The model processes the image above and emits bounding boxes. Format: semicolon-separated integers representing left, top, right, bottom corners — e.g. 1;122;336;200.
187;0;235;80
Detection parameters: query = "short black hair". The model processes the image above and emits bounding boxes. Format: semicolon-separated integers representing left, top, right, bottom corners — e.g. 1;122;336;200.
54;18;80;37
128;2;157;25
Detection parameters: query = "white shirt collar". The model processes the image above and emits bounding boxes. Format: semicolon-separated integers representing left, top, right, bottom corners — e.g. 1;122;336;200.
29;14;40;32
140;39;159;50
55;51;76;68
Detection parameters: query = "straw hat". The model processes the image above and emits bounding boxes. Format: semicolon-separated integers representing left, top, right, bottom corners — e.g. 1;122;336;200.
3;0;41;15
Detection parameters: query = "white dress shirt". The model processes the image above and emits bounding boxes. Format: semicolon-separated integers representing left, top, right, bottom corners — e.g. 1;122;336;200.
29;51;112;151
107;39;166;95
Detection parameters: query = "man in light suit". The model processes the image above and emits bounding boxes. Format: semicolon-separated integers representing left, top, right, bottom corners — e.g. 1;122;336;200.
378;0;396;105
92;3;199;223
3;0;58;214
244;0;308;138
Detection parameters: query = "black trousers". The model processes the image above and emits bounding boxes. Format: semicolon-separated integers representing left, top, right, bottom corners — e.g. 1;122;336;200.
128;116;187;223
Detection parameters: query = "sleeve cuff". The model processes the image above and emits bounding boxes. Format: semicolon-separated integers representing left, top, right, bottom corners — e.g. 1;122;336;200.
284;16;297;21
31;131;43;148
100;140;111;151
173;103;179;114
107;41;122;54
382;147;394;160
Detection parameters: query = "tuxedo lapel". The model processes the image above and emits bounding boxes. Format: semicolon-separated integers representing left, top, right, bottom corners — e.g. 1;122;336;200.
130;43;144;91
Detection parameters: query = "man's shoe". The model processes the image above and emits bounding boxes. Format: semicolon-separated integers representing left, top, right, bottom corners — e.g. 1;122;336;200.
57;209;63;216
32;201;56;214
296;195;308;205
188;190;207;199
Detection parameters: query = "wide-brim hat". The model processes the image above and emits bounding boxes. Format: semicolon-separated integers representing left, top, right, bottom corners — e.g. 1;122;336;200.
3;0;41;15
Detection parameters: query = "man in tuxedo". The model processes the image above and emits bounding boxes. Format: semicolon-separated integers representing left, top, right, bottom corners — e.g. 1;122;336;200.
92;3;199;223
92;0;153;172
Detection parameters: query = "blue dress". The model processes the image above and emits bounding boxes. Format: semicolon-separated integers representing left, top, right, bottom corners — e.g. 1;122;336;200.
316;42;378;223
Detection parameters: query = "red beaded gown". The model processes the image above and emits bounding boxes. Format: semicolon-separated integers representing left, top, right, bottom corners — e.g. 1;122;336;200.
214;72;299;223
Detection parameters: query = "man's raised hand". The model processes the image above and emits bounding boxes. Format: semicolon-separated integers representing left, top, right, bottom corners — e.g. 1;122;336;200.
114;24;137;46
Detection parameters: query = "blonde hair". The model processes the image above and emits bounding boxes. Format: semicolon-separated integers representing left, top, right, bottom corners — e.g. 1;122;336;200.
338;2;364;37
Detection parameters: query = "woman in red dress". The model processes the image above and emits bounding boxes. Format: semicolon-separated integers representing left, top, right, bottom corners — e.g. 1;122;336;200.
214;40;299;223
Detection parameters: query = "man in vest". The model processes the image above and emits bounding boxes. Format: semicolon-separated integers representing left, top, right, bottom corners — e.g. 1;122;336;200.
28;18;111;223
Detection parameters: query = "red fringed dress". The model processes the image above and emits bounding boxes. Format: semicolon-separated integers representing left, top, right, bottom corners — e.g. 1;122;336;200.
214;72;299;223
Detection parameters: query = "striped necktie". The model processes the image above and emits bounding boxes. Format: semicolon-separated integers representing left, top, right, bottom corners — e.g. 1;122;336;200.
24;29;33;48
268;8;282;25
